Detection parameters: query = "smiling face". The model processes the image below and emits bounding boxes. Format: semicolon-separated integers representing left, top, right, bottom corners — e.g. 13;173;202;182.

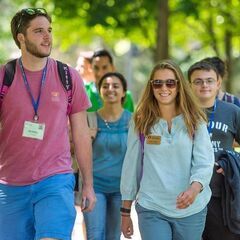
18;16;52;58
151;69;178;108
92;56;115;83
99;76;125;105
190;69;220;107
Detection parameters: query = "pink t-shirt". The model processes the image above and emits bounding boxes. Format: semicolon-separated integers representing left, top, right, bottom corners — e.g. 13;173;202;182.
0;58;91;185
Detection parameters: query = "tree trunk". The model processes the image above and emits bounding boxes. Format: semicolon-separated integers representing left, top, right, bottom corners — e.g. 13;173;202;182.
224;30;232;92
154;0;169;62
207;14;219;56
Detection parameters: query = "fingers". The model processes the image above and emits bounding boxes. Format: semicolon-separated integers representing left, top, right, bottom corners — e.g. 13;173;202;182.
176;191;194;209
81;195;97;212
176;198;191;209
123;228;133;239
121;217;133;239
216;167;224;175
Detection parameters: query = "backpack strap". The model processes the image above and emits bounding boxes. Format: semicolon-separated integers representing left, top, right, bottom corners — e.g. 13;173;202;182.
224;92;234;104
56;61;72;115
138;133;145;187
234;97;240;107
0;59;17;111
87;112;98;140
0;59;73;114
229;94;235;104
87;112;97;128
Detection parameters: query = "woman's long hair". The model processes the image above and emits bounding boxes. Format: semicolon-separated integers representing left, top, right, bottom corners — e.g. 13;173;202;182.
134;59;207;137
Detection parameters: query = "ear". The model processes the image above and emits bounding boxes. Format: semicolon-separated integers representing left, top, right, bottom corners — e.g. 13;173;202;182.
216;78;221;90
17;33;25;45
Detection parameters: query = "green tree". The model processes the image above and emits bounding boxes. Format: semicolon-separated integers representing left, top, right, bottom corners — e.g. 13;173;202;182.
2;0;240;93
177;0;240;91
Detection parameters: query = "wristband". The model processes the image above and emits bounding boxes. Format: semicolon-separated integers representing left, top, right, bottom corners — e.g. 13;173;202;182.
120;207;131;214
121;214;131;217
191;181;203;193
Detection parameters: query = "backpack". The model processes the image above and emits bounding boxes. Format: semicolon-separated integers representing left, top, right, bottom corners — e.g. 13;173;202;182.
0;59;73;114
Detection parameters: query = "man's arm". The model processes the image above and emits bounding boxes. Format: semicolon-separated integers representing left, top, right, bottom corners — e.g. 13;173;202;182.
69;111;96;211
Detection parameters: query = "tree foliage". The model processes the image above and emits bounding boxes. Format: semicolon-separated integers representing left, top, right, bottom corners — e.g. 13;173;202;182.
2;0;240;91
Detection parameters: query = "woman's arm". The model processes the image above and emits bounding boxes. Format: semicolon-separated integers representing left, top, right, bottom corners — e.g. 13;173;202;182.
177;122;214;209
121;200;134;239
120;120;142;201
190;122;215;189
120;121;141;238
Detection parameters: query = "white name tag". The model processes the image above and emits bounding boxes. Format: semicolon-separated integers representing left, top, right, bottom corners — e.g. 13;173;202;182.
22;121;45;140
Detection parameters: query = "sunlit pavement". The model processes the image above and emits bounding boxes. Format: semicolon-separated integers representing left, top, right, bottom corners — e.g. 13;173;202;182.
72;205;141;240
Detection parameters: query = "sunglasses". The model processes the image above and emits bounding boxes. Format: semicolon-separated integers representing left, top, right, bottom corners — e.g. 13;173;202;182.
17;8;47;33
151;79;178;89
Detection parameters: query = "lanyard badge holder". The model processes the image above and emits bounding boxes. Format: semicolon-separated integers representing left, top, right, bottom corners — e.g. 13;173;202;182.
19;58;47;140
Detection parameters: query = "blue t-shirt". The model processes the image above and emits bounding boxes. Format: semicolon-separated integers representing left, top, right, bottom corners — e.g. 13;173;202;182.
206;99;240;196
93;110;132;193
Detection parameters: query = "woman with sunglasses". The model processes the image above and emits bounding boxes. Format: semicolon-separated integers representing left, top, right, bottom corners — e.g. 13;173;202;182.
120;60;214;240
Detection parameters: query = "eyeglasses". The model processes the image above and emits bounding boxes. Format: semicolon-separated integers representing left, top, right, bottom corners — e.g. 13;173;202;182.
191;78;216;86
151;79;178;89
16;8;47;33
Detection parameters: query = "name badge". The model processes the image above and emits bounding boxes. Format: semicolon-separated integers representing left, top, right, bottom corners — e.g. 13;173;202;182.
146;135;161;145
22;121;45;140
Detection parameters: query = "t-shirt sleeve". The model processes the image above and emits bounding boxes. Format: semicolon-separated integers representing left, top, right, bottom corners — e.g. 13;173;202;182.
69;67;91;114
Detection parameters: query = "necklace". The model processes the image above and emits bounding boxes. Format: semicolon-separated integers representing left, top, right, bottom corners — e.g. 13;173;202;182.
104;119;111;129
99;108;123;130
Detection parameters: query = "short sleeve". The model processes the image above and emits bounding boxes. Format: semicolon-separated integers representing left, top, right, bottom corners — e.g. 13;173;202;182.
69;67;91;114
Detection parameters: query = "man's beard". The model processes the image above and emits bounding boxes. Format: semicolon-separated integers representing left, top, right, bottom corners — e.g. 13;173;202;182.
25;38;52;58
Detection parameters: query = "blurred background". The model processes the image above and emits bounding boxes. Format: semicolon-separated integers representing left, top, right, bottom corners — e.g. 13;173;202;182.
1;0;240;103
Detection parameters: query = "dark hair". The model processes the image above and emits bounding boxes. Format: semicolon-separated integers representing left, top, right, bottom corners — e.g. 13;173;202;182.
202;56;226;78
187;60;219;81
98;72;127;105
91;49;113;65
11;8;51;49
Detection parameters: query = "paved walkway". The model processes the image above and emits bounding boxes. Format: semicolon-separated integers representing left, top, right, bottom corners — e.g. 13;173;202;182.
72;205;141;240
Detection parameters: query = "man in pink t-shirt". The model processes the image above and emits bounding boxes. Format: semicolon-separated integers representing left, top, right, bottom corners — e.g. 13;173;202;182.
0;8;96;240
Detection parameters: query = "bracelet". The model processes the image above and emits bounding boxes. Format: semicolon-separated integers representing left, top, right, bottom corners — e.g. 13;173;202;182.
120;207;131;214
191;181;203;193
121;214;131;217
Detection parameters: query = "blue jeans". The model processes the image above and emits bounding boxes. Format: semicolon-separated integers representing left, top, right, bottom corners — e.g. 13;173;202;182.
136;203;207;240
0;173;76;240
83;192;121;240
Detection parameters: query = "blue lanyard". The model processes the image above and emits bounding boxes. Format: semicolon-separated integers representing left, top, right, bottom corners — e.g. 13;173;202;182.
19;58;48;122
207;100;217;135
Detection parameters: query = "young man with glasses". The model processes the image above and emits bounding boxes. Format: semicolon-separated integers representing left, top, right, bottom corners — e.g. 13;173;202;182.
203;56;240;107
0;8;96;240
188;60;240;240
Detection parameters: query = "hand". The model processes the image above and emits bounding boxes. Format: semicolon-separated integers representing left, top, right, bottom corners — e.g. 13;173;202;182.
81;185;96;212
216;167;225;175
121;215;133;239
176;182;201;209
